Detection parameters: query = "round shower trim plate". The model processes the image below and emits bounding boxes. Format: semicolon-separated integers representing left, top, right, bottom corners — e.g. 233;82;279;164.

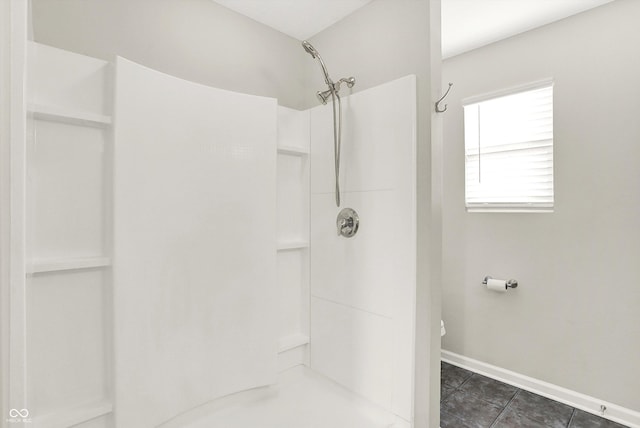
336;208;359;238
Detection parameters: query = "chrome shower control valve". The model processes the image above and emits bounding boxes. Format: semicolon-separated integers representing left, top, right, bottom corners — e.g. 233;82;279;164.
337;208;359;238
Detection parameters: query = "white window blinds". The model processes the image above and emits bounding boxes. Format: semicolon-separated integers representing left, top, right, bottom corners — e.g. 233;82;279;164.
464;82;554;211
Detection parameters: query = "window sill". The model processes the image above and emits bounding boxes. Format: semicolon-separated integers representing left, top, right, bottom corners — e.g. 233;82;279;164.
466;206;554;213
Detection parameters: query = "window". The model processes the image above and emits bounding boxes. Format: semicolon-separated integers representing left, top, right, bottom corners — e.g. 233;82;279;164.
463;81;553;212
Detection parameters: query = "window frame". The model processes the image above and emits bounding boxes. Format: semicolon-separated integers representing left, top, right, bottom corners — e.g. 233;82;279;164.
462;79;555;213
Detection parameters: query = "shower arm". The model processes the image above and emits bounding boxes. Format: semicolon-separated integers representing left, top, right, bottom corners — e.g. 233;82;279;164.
333;77;356;91
317;77;357;105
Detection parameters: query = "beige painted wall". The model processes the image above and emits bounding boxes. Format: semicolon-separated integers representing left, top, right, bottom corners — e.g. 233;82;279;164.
308;1;441;426
31;0;307;109
442;0;640;411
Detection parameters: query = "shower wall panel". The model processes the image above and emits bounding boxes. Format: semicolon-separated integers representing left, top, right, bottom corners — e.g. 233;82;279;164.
25;42;113;427
113;58;278;427
309;75;416;423
276;106;310;371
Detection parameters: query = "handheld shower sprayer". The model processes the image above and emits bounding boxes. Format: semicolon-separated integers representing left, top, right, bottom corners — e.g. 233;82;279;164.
302;40;356;103
302;40;333;86
301;40;318;58
302;40;356;207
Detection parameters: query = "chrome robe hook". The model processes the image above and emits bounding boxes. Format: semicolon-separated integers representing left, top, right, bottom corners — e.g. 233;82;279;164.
435;82;453;113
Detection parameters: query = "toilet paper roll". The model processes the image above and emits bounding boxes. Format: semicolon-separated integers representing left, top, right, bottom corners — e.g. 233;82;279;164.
486;278;507;292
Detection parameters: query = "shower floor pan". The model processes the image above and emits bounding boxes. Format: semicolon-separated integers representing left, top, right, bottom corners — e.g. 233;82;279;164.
161;366;403;428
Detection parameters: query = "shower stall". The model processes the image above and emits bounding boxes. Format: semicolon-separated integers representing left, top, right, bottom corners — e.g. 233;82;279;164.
16;41;416;428
301;40;355;208
1;1;441;427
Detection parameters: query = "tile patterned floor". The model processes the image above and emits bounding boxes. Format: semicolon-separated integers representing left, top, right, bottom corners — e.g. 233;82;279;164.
440;361;629;428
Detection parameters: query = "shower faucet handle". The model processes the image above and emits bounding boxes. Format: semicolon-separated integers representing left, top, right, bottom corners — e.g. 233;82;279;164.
337;218;350;235
336;208;359;238
336;218;347;236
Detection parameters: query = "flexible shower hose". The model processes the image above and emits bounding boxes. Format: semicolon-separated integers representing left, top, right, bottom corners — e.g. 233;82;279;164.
330;89;342;207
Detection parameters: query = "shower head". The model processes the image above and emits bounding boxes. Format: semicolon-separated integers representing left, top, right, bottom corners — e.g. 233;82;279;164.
301;40;332;86
302;40;318;59
337;77;356;89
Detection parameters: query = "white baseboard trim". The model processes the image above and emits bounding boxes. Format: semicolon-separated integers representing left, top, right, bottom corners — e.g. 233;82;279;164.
441;350;640;428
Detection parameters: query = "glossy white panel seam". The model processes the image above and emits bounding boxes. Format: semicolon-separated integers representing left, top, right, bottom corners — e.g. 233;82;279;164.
310;294;393;320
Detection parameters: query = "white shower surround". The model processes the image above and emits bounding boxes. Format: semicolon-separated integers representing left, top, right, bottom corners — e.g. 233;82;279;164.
309;75;417;422
25;42;113;426
15;41;418;427
112;57;279;427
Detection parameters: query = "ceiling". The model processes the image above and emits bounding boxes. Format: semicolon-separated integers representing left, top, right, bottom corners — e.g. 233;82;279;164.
212;0;614;58
212;0;374;41
441;0;614;58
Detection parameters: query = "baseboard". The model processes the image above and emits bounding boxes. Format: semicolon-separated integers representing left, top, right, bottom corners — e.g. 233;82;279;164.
441;350;640;428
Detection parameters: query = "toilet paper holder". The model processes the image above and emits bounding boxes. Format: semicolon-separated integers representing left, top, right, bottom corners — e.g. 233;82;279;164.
483;276;518;289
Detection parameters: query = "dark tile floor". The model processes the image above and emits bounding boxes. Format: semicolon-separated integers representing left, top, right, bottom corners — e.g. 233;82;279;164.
440;361;629;428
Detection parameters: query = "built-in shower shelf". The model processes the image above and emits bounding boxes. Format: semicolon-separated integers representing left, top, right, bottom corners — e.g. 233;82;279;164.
32;399;113;427
277;240;309;251
277;145;309;156
278;334;310;353
29;256;112;274
29;103;112;128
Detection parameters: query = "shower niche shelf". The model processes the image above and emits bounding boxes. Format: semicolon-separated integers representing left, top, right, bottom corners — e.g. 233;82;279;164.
277;144;309;156
276;106;310;372
28;103;113;128
28;256;112;274
277;240;309;251
278;333;310;353
22;42;114;427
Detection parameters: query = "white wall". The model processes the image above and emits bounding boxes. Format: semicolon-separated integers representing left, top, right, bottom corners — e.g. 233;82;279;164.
30;0;307;110
309;75;416;424
442;0;640;412
307;2;441;426
1;1;29;424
